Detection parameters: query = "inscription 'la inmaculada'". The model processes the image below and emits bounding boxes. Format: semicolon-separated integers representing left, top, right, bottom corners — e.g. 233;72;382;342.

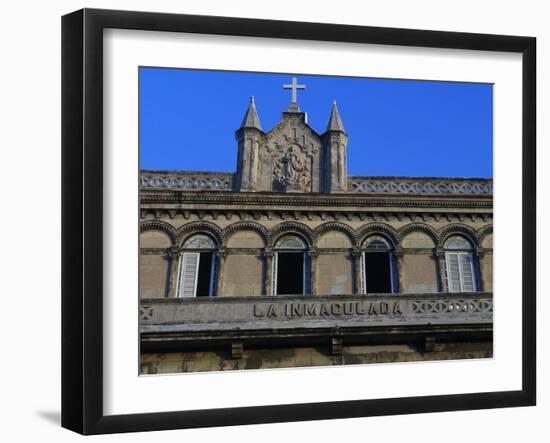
253;301;403;319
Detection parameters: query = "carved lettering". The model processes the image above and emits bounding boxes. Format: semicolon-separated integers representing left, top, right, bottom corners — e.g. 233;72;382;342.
252;301;405;320
266;304;277;318
331;303;343;315
344;302;354;315
319;303;330;316
305;304;318;316
368;303;378;315
392;302;403;315
253;305;265;317
291;304;304;317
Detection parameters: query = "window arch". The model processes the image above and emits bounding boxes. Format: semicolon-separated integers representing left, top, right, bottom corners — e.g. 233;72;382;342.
272;234;309;295
444;235;477;292
364;235;392;250
177;234;218;297
182;234;216;249
360;235;397;294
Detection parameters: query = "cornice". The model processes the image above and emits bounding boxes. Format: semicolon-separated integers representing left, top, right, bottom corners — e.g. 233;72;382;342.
140;191;493;210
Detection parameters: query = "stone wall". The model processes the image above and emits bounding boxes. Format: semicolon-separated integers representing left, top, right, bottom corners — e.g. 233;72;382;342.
140;342;493;374
139;204;493;298
316;254;353;294
221;254;264;296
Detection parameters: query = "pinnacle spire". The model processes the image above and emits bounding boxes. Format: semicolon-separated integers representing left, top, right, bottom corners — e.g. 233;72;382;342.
326;100;345;133
239;96;262;130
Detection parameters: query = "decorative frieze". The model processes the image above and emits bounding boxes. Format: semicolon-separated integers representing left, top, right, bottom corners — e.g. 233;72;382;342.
349;177;493;196
412;299;493;314
140;171;233;191
140;171;493;197
140;208;493;226
139;293;493;333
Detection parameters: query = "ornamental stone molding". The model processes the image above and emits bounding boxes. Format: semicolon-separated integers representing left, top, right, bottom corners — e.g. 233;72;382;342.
222;221;270;246
140;171;493;197
141;219;492;253
475;247;488;258
438;223;480;248
397;222;440;247
349;177;493;196
478;224;493;243
140;220;177;245
313;221;357;246
411;298;493;314
268;221;314;247
140;208;492;225
140;192;492;210
141;171;233;191
355;223;399;248
176;221;224;247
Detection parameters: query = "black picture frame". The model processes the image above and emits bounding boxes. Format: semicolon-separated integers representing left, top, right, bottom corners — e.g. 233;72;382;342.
61;8;536;435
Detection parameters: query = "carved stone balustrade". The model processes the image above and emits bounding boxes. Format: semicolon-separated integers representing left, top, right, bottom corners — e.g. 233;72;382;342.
140;171;233;191
348;177;493;196
140;170;492;196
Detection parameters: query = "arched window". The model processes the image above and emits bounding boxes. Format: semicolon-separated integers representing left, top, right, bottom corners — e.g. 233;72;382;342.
177;234;217;297
360;235;396;294
444;235;477;292
272;234;309;295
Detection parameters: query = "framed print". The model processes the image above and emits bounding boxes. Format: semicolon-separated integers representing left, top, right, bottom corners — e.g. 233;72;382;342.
61;8;536;435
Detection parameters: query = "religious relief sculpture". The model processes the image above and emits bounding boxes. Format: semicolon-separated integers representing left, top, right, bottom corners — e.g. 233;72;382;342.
273;144;311;192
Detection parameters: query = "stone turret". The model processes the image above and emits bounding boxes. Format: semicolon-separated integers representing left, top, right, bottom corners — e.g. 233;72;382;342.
322;101;348;192
235;96;265;191
234;81;349;194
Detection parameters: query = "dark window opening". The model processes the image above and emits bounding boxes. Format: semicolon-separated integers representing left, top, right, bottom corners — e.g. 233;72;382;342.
277;252;304;295
196;252;213;296
364;252;392;293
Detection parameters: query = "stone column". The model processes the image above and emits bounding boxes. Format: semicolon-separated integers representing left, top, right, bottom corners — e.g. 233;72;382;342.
167;247;181;298
263;248;274;296
352;248;362;294
393;247;404;294
435;248;447;292
475;247;486;292
307;248;319;295
215;248;227;296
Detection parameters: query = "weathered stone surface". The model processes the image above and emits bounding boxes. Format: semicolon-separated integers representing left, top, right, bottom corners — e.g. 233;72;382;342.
139;255;170;298
140;292;493;333
140;342;493;374
316;254;353;295
400;254;439;293
221;254;264;296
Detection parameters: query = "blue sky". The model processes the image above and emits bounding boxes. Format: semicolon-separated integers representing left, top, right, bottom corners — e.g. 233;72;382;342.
139;68;493;178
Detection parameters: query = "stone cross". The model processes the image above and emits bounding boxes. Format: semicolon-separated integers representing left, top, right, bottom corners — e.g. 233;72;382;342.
283;77;306;104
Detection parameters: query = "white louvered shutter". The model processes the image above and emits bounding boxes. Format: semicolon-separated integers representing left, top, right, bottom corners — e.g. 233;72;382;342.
178;253;200;297
459;253;476;291
446;253;461;292
360;253;367;294
271;253;278;296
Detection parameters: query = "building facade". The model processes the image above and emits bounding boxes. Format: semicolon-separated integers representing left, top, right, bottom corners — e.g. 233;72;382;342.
139;80;493;374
